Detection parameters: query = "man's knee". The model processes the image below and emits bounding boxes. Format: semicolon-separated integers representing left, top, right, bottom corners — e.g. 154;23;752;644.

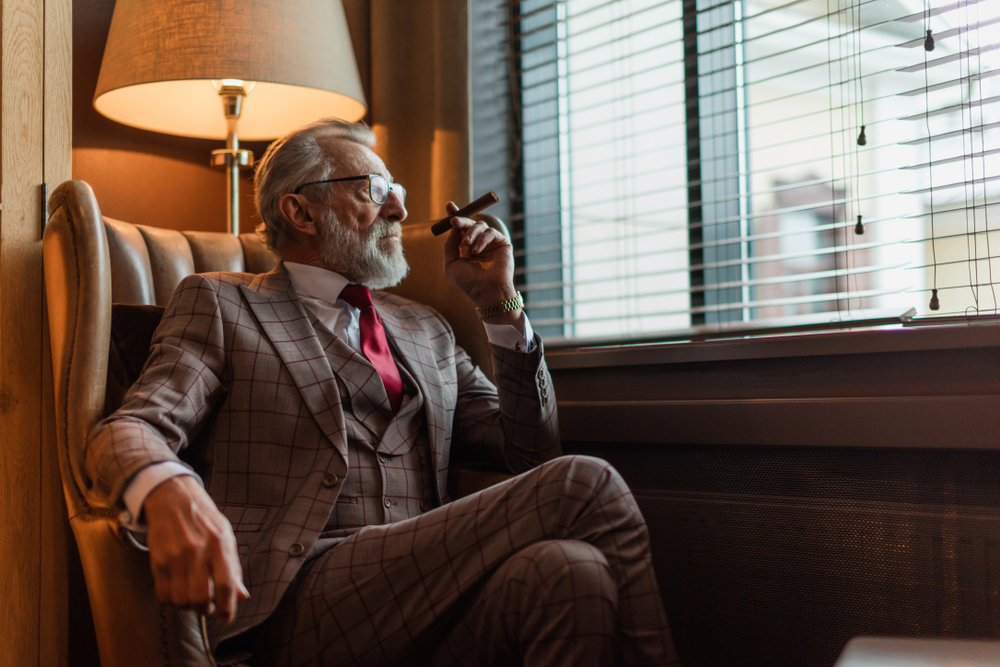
542;455;639;514
543;455;623;488
515;539;618;607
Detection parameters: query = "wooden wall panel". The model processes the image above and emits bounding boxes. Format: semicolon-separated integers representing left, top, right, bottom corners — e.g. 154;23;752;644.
41;0;73;665
1;0;45;664
0;0;71;665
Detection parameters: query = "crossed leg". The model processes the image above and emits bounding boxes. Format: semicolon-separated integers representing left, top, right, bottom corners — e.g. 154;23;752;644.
249;455;679;667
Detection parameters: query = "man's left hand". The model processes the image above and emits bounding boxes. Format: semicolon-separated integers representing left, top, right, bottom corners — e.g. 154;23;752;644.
443;202;522;325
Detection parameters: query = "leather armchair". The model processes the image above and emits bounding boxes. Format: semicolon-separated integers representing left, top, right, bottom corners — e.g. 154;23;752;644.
43;180;509;667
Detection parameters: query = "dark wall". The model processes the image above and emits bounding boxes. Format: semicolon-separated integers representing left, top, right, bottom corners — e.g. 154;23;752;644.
566;442;1000;667
549;325;1000;667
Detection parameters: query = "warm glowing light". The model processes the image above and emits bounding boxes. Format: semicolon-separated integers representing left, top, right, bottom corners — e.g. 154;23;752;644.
95;80;366;140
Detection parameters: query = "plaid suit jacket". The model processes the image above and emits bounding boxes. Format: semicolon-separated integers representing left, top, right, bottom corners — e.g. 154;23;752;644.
87;264;561;641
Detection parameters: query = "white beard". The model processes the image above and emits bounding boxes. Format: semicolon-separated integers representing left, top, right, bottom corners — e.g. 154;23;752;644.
316;210;409;290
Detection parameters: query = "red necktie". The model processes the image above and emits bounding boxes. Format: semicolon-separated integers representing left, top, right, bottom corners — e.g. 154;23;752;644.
339;285;404;412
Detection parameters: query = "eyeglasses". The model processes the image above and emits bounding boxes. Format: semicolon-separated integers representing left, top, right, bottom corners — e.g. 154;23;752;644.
293;173;406;206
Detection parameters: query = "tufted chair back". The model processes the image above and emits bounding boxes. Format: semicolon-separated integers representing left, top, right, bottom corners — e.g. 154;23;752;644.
43;180;273;667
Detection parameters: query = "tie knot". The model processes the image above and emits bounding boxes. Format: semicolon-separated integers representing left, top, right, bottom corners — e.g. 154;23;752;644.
340;284;374;310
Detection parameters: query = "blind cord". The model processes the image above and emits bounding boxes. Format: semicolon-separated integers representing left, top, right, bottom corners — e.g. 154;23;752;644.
971;3;999;314
827;0;846;321
959;2;979;314
924;0;940;311
853;0;866;237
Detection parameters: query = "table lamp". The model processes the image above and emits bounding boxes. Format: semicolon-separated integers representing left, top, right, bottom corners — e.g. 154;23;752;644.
93;0;367;235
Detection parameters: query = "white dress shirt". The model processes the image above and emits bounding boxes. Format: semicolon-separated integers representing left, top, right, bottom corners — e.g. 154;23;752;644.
121;262;534;524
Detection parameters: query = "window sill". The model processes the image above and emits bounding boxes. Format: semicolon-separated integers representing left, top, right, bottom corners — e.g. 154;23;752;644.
545;320;999;450
545;319;999;371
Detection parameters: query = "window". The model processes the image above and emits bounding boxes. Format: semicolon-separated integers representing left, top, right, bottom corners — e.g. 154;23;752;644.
472;0;1000;343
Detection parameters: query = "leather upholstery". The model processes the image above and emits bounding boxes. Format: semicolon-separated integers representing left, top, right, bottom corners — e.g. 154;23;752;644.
44;180;274;667
43;179;511;667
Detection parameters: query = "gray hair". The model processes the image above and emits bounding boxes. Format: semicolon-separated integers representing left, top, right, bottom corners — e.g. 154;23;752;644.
254;118;377;254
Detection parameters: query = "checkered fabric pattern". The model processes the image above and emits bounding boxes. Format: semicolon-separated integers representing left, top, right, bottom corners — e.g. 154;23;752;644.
311;319;438;538
248;455;679;667
86;264;562;645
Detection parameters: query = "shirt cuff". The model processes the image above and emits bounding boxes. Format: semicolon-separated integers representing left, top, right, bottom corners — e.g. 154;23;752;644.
483;313;535;353
121;462;200;531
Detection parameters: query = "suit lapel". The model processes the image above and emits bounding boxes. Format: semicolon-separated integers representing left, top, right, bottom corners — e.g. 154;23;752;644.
239;266;348;460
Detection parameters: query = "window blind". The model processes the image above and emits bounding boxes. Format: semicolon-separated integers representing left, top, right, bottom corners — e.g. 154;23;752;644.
471;0;1000;343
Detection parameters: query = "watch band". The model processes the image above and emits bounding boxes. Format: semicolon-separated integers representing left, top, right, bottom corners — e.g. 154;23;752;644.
475;291;524;319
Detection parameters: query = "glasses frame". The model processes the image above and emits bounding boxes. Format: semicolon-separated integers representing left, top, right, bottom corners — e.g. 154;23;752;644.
292;173;405;206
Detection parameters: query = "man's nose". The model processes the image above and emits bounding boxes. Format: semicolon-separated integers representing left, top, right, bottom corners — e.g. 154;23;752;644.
381;191;407;223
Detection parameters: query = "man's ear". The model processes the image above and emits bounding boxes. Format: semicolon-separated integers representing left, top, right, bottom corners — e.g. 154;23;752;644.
278;193;319;238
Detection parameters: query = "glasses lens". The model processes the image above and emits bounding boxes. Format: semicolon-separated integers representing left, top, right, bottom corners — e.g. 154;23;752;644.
368;175;388;204
368;175;405;206
389;183;406;206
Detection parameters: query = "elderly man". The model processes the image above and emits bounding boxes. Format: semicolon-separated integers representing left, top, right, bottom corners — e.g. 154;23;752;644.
88;119;678;666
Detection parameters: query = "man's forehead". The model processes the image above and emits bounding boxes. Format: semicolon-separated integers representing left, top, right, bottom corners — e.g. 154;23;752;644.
319;137;391;180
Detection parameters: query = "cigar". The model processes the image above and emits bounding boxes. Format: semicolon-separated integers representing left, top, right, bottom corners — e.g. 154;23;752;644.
430;192;500;236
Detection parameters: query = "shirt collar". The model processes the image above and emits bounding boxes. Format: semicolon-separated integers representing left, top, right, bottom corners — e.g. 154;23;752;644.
284;261;352;305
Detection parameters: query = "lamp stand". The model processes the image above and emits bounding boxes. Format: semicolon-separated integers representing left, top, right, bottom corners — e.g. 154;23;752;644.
211;84;254;236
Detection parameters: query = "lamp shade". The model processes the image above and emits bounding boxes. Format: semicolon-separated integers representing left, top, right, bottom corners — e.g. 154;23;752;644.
94;0;367;140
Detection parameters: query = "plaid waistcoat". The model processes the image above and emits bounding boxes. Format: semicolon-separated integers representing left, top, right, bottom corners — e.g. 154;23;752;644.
311;318;437;540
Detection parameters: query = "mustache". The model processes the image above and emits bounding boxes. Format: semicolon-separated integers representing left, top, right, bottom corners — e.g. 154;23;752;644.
369;219;402;241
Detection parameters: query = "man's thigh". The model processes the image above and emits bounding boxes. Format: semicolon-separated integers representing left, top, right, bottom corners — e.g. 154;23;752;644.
251;455;626;667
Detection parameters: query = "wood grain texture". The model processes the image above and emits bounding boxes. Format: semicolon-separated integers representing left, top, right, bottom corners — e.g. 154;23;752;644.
551;337;1000;449
0;0;46;666
41;2;73;665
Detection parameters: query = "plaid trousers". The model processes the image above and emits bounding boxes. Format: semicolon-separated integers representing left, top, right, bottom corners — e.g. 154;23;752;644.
249;455;679;667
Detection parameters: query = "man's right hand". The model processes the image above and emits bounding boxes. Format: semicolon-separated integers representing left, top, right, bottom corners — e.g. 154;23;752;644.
142;475;249;624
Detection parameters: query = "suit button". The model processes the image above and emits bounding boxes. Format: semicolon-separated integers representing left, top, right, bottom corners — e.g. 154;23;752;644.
541;396;548;406
322;473;338;487
288;543;304;557
540;386;548;397
539;377;547;388
420;500;431;512
378;453;389;463
384;497;392;508
537;369;544;379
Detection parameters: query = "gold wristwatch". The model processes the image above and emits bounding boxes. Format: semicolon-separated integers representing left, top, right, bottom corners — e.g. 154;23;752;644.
475;291;524;319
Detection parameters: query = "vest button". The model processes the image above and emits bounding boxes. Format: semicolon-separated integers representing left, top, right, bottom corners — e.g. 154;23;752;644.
288;543;305;557
383;497;392;508
378;453;389;463
420;500;431;512
322;473;338;487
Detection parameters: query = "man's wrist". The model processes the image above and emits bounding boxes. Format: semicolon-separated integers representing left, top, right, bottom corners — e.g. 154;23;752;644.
123;462;199;529
470;285;520;325
469;284;517;309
